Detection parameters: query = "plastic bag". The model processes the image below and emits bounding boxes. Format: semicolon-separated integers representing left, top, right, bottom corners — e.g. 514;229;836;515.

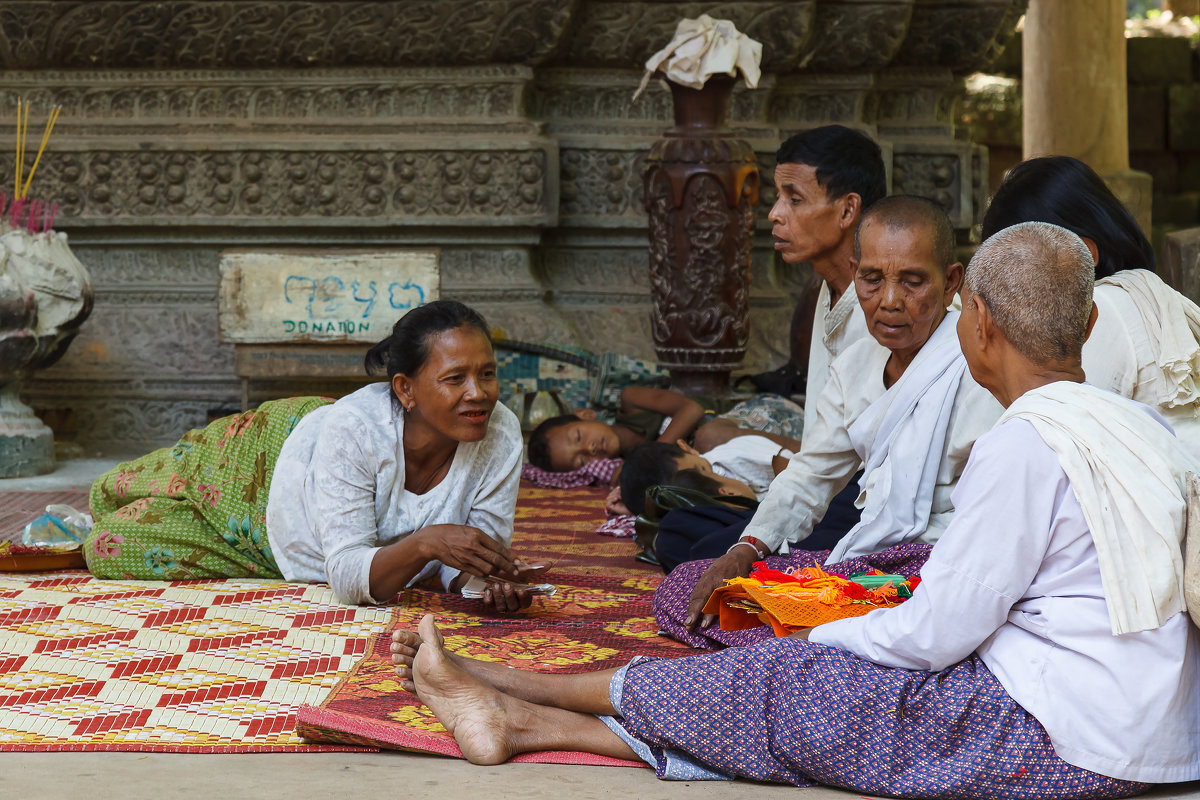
21;504;93;549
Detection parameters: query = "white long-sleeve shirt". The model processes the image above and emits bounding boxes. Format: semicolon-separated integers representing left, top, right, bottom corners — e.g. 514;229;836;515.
802;281;869;436
811;416;1200;784
744;334;1002;554
1085;278;1200;450
705;434;782;500
265;383;523;605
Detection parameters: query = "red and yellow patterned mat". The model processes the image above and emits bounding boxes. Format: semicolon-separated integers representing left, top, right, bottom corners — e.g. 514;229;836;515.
0;484;688;756
297;485;691;765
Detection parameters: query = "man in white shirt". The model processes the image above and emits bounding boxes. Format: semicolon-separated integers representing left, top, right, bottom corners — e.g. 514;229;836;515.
390;219;1198;795
725;125;886;437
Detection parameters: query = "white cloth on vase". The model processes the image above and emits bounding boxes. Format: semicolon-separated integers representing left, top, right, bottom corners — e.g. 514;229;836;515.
743;316;1003;555
802;281;870;437
811;411;1200;783
704;434;781;500
266;383;523;604
827;310;970;562
999;380;1200;633
1085;271;1200;450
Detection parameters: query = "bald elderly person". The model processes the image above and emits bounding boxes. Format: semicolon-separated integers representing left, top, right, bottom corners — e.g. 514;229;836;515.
656;195;1003;649
388;222;1199;796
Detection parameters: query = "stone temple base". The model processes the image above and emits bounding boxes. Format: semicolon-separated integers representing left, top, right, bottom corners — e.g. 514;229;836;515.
0;385;56;478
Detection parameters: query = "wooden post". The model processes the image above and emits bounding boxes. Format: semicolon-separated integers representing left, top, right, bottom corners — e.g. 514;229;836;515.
1023;0;1153;234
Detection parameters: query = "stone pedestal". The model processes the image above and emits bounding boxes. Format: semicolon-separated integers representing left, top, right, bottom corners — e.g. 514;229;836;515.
1023;0;1153;232
0;383;55;478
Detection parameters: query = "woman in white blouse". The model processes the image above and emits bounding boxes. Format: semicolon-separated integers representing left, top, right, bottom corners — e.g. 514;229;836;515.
86;300;530;610
266;300;530;608
981;156;1200;450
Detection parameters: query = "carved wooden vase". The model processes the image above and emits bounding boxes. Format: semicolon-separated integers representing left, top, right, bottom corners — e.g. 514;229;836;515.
644;74;758;397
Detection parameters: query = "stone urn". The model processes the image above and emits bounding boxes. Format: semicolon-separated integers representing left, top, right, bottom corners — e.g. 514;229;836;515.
0;223;93;477
644;74;759;397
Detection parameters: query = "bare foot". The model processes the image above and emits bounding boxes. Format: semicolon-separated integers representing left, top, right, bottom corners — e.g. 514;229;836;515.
390;625;514;694
411;614;519;765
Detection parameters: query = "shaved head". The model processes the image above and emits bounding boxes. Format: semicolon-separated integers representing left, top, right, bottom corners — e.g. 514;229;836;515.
966;221;1094;365
854;195;956;271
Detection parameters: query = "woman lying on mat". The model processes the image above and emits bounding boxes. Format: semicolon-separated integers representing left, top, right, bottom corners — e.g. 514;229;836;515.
384;225;1200;796
85;300;535;610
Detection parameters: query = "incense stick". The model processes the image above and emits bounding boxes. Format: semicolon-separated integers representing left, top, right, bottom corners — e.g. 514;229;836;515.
13;98;23;201
22;105;59;200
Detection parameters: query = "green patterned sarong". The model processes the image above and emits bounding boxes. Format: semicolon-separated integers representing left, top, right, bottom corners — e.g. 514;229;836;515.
85;396;332;581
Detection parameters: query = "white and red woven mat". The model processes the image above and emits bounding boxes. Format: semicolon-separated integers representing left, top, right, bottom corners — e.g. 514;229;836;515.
0;572;390;752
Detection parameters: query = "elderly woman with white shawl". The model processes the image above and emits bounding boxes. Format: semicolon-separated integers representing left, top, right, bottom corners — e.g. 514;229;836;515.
655;195;1004;648
388;221;1199;796
981;155;1200;451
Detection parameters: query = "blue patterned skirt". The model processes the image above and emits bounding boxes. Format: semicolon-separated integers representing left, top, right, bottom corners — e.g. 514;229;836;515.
653;543;935;649
601;638;1147;798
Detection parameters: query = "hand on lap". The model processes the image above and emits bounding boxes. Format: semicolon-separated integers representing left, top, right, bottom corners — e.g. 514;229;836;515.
685;549;757;631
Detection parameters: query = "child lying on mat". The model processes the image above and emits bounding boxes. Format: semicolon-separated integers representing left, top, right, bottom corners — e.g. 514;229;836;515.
526;388;805;476
619;438;789;515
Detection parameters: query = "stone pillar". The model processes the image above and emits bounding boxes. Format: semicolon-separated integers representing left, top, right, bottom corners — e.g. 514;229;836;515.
1023;0;1153;233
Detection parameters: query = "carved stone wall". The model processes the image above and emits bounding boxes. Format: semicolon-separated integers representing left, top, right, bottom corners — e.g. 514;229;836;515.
2;0;1025;453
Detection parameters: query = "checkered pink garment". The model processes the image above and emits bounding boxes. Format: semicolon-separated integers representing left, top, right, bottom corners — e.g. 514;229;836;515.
520;457;622;489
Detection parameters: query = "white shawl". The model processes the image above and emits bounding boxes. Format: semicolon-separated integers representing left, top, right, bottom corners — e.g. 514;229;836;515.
828;311;967;562
1099;270;1200;415
1000;381;1198;634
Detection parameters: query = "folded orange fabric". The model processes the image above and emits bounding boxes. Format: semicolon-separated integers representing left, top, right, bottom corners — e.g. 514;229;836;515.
702;563;919;636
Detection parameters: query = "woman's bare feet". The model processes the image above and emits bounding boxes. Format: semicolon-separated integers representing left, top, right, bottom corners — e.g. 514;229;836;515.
411;614;522;765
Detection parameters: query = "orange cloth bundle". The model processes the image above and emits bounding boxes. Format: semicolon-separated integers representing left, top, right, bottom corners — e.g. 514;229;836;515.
701;563;920;636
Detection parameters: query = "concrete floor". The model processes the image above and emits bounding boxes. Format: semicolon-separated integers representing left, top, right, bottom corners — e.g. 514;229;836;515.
3;459;1199;799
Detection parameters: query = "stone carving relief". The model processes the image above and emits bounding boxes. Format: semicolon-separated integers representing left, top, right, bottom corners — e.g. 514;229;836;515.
560;149;646;221
0;2;575;69
36;305;235;380
0;69;531;122
801;0;913;73
892;0;1023;72
561;2;817;71
72;247;222;286
3;0;1027;449
892;152;962;222
441;249;544;303
4;148;551;225
539;248;651;297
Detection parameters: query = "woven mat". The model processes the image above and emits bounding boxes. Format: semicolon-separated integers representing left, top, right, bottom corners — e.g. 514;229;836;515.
0;484;687;759
0;572;390;752
296;485;691;766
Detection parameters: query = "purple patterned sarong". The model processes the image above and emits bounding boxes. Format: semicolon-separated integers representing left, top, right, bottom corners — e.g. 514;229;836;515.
604;637;1147;798
652;543;934;649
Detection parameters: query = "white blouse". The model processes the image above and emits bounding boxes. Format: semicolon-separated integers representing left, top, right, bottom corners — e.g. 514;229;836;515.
1085;278;1200;450
705;434;783;500
265;383;523;605
811;416;1200;784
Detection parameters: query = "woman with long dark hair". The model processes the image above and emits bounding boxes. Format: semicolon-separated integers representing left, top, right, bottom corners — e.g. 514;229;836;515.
86;300;531;609
981;155;1200;449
